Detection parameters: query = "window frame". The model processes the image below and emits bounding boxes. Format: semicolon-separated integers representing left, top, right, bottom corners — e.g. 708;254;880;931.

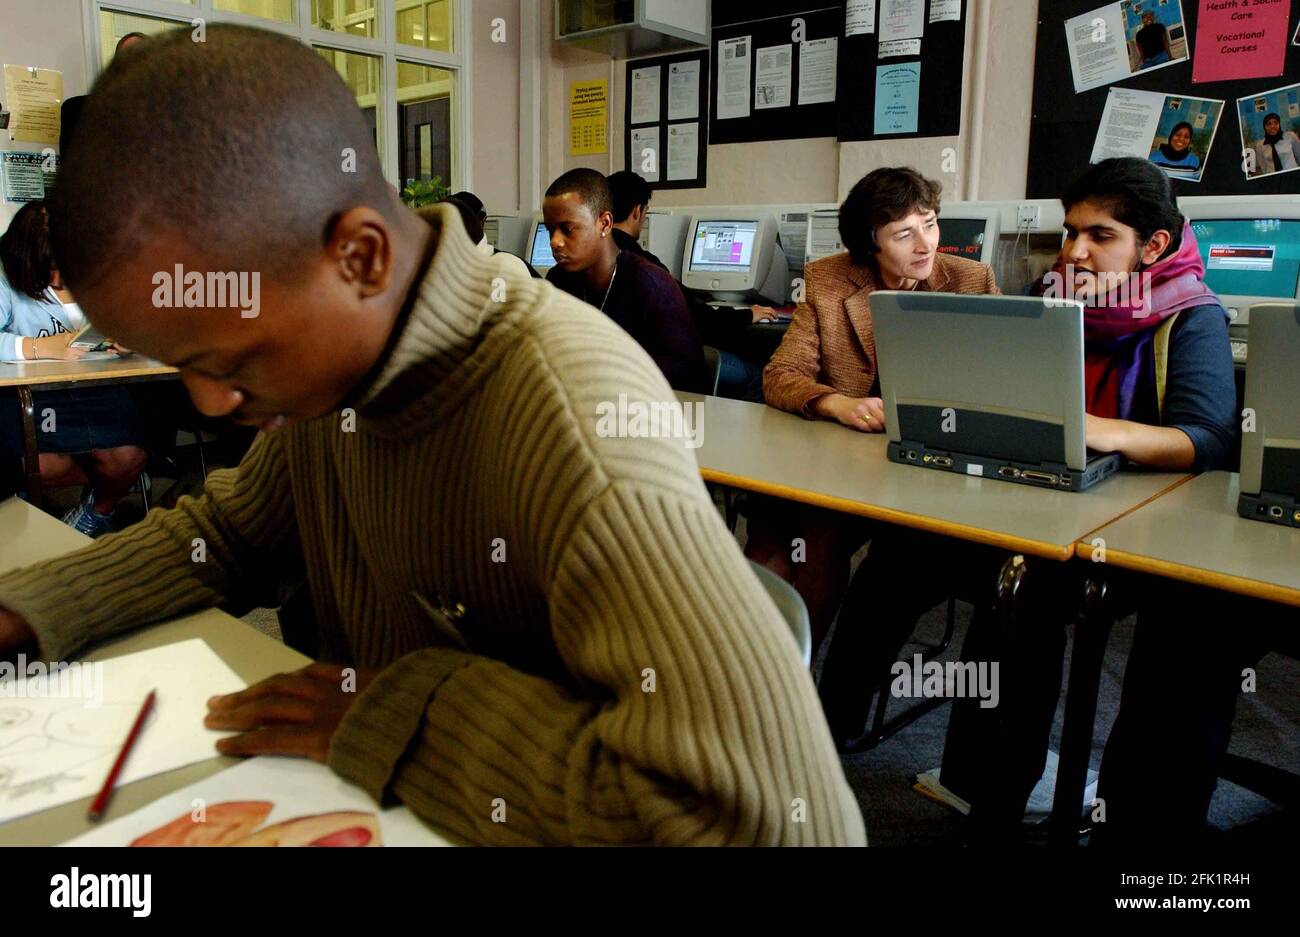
82;0;471;191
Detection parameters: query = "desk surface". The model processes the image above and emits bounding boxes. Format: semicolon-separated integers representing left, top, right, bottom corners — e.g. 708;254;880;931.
683;393;1190;561
1075;472;1300;607
0;497;309;846
0;356;177;388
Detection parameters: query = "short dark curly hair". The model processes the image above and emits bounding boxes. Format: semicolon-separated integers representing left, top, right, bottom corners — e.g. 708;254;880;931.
838;167;943;271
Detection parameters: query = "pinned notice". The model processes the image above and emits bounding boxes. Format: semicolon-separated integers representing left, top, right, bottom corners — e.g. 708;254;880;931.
1192;0;1289;84
569;79;608;156
2;65;62;146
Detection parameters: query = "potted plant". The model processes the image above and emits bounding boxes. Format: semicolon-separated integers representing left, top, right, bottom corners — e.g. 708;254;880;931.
400;176;450;208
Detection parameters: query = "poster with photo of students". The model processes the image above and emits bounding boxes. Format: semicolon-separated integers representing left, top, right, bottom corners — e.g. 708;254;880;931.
1092;88;1222;183
1237;80;1300;180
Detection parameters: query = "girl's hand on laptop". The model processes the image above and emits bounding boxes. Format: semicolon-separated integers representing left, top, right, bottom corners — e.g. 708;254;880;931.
108;342;133;356
205;662;382;762
817;393;887;433
1085;414;1127;454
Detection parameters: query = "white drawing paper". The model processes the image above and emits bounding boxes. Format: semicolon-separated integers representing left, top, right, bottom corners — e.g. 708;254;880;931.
0;639;246;825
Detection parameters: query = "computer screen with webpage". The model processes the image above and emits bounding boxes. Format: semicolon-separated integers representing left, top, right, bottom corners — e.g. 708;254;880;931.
1192;218;1300;300
688;220;759;274
529;223;556;269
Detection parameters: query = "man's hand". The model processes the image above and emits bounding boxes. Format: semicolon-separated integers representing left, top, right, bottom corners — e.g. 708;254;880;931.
814;393;887;433
750;305;778;324
205;663;383;762
0;606;35;655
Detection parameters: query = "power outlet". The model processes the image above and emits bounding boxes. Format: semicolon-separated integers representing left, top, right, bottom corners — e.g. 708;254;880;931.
1016;203;1042;229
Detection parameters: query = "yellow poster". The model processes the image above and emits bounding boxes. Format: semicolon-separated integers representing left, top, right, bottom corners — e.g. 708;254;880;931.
3;64;63;147
569;79;608;156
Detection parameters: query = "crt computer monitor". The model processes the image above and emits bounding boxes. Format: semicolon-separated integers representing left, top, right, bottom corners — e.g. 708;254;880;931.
527;217;556;274
937;210;1001;267
1183;203;1300;326
680;215;788;303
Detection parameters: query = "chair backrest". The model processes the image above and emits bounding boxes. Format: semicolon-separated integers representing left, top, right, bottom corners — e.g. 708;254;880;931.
701;345;722;396
747;560;812;666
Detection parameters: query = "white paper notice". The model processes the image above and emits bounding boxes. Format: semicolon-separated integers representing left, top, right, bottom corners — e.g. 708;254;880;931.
0;639;246;825
755;44;793;109
929;0;961;23
846;0;877;36
630;126;661;182
630;65;661;125
65;757;453;847
668;59;701;121
880;0;925;42
798;37;839;106
1064;2;1129;94
879;38;922;58
666;122;700;181
1091;88;1165;163
717;37;752;120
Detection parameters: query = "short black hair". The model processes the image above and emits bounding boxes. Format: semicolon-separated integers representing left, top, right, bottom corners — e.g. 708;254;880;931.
545;169;611;220
449;191;485;220
838;167;943;270
1062;157;1183;258
0;201;54;300
606;170;651;223
48;24;394;291
439;196;484;245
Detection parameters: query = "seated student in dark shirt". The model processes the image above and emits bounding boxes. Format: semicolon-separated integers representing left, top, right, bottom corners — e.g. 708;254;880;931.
607;170;769;400
544;169;707;393
61;32;147;154
439;194;540;278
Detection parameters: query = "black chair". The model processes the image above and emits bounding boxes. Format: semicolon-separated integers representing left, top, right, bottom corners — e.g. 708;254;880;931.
701;345;722;396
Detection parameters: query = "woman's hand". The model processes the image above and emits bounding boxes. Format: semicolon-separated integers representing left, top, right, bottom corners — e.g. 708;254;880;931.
108;342;133;357
1086;414;1196;470
750;305;778;324
815;393;887;433
33;333;86;361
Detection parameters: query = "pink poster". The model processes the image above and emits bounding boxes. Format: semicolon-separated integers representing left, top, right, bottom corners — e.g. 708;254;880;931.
1192;0;1290;84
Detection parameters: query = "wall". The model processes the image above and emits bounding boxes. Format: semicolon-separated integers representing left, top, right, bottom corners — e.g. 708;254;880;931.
469;0;522;212
535;0;1039;209
0;0;89;99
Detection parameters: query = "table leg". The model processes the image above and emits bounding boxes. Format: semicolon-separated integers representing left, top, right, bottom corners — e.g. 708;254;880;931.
16;385;42;510
1049;574;1115;846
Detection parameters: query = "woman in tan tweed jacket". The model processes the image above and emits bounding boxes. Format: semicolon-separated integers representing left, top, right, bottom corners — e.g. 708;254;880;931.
744;167;999;661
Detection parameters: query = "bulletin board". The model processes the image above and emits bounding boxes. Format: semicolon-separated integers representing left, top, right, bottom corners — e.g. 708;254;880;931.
837;0;968;141
708;1;844;144
1028;0;1300;198
624;49;710;190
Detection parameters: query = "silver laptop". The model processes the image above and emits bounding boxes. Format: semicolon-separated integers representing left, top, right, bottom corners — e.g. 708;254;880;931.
872;292;1122;492
1238;302;1300;527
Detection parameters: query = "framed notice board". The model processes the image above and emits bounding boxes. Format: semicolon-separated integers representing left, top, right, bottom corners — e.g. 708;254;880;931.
836;0;967;142
708;1;844;144
1028;0;1300;198
624;48;710;190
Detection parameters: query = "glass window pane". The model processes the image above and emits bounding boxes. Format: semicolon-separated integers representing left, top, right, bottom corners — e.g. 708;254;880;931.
311;0;377;39
396;1;453;53
315;47;383;165
98;11;190;69
397;62;454;191
214;0;296;24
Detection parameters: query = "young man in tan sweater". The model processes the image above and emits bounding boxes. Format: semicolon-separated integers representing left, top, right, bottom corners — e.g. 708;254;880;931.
0;25;864;846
